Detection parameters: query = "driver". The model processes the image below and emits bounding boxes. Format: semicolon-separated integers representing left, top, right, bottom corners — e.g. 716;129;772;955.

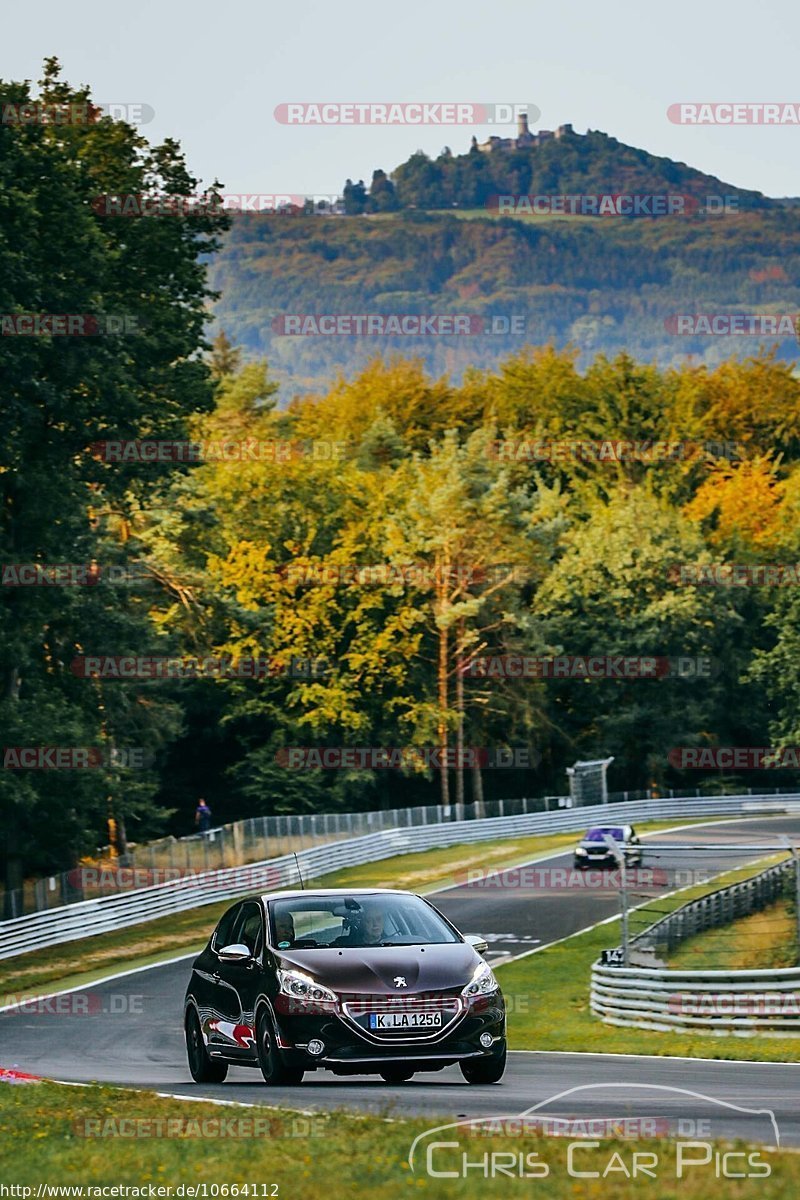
334;901;387;946
273;910;295;946
360;902;386;945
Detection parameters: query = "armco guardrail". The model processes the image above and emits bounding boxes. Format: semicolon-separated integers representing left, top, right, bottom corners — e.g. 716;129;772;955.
10;783;797;919
591;962;800;1034
591;856;800;1034
2;793;798;961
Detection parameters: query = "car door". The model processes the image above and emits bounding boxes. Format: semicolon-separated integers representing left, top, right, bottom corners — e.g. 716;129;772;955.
194;901;242;1047
210;900;265;1055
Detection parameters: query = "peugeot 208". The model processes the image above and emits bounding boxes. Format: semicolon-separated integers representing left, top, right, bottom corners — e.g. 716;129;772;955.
184;888;506;1085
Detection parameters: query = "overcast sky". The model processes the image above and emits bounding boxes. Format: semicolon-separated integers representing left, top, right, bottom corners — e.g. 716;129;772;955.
2;0;798;199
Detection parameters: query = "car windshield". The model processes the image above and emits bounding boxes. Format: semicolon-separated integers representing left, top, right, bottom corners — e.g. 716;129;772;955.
268;894;460;949
585;827;625;842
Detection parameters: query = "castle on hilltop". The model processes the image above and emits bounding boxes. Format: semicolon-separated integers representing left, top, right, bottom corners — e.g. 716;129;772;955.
473;114;574;153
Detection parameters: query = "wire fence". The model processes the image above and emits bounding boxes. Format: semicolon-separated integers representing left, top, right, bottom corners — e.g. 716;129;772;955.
3;782;798;920
630;858;798;966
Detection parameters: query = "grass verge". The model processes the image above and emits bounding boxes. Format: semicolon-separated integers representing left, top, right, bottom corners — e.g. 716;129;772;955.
1;818;724;1000
499;854;800;1061
0;1078;796;1197
667;896;799;970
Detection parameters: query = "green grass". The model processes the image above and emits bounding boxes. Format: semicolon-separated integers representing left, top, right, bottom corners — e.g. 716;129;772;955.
1;817;724;1001
667;896;799;971
499;854;800;1061
0;1078;796;1198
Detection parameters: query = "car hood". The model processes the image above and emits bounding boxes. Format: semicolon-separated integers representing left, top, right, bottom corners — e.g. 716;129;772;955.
276;942;482;994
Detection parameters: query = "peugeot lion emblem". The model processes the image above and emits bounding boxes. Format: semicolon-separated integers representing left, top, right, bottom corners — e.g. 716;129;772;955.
394;976;407;988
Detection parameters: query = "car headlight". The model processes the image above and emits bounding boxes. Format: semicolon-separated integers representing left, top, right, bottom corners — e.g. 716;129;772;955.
575;847;588;856
277;969;337;1004
462;961;499;998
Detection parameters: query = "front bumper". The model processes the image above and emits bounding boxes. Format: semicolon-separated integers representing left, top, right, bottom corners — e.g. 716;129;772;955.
273;990;506;1072
575;851;616;867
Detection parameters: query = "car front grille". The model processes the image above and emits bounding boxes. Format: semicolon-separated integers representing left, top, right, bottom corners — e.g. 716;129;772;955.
341;994;465;1041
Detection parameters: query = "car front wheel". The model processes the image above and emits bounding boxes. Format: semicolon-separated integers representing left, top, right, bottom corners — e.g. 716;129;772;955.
255;1006;304;1086
460;1040;507;1084
185;1007;228;1083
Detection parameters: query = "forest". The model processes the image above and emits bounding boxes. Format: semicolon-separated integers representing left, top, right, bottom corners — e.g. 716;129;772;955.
3;64;800;893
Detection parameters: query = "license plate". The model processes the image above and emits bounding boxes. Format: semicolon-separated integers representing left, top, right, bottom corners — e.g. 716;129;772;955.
369;1011;443;1029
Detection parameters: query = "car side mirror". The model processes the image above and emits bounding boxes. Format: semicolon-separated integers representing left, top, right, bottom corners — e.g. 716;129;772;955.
217;943;252;962
464;934;489;956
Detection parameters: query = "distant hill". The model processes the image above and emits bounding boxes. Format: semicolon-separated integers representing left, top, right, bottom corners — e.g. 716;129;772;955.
207;129;800;402
343;126;776;215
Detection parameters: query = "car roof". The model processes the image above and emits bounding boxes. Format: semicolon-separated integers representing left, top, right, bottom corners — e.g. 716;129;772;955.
256;887;417;904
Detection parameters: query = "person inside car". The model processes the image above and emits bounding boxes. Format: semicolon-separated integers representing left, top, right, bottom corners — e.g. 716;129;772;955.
334;901;387;946
272;910;296;947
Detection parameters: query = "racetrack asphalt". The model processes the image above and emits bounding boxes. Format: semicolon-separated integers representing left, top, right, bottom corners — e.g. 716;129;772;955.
1;816;798;1145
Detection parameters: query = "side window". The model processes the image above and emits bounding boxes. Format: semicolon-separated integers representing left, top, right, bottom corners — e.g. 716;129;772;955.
232;902;264;957
212;903;240;951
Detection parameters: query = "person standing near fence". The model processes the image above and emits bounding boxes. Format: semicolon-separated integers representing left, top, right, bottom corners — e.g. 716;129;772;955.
195;798;213;833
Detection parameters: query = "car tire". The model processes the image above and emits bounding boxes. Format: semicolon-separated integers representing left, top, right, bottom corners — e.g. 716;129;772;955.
185;1007;228;1083
574;861;585;870
459;1040;507;1084
379;1067;415;1083
255;1006;304;1086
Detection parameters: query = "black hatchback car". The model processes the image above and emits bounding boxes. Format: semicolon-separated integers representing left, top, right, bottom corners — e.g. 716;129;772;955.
573;823;642;869
184;888;506;1086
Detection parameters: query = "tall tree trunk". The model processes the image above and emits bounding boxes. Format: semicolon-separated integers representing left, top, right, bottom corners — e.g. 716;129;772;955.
436;564;450;807
438;619;450;807
472;759;485;818
2;820;25;919
455;619;465;807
